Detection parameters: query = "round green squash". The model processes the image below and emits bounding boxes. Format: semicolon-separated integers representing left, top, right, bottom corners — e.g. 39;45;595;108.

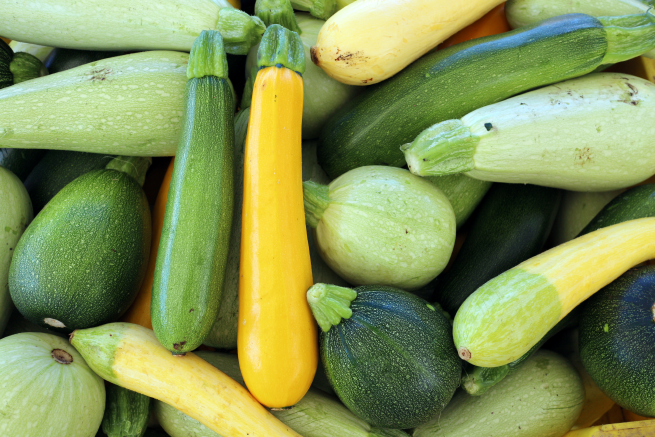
0;332;105;436
8;167;151;333
579;265;655;417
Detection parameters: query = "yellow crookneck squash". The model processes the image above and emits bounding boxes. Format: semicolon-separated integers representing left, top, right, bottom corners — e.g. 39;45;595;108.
238;24;318;408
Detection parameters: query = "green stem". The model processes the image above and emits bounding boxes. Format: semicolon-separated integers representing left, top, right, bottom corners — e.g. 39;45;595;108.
600;11;655;64
400;119;479;177
255;0;302;34
290;0;337;20
215;8;266;56
187;31;228;80
257;24;306;74
303;181;330;228
105;156;152;187
307;283;357;332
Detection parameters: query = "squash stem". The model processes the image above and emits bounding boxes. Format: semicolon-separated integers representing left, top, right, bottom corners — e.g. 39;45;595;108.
255;0;302;35
401;119;479;177
215;8;266;56
306;283;357;332
257;24;306;74
105;156;152;186
289;0;337;20
302;181;330;228
600;11;655;64
188;31;228;80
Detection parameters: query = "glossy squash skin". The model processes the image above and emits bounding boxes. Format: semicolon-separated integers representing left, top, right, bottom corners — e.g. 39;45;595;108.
238;25;317;408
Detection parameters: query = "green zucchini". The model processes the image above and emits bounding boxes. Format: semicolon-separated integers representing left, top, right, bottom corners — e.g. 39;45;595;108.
413;350;584;437
8;41;54;63
425;175;492;230
318;13;655;179
579;265;655;417
579;183;655;235
303;166;455;291
0;39;13;89
307;283;461;429
24;150;115;213
8;156;152;333
434;183;561;316
44;48;126;75
152;31;235;355
102;383;151;437
9;51;47;84
403;73;655;191
0;0;265;55
154;351;409;437
0;148;47;181
0;167;32;336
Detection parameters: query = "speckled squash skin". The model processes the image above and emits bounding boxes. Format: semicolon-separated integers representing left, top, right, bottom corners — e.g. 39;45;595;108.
8;169;151;333
321;286;461;429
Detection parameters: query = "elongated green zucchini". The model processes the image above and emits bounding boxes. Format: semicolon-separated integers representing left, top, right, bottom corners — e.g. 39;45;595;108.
0;51;189;156
579;183;655;235
0;0;265;55
102;383;151;437
152;32;235;355
403;73;655;191
318;12;655;179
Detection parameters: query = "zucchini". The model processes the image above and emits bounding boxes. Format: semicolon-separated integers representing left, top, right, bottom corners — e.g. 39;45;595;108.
44;48;126;74
579;266;655;417
0;148;46;181
102;383;151;437
0;0;265;55
307;283;461;429
9;156;152;333
434;183;561;316
303;166;456;291
403;73;655;191
0;39;13;89
413;350;584;437
425;174;492;230
23;150;114;213
152;32;235;355
9;51;47;84
317;12;655;179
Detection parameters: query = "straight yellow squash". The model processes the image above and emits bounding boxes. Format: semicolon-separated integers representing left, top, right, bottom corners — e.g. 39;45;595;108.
238;25;318;408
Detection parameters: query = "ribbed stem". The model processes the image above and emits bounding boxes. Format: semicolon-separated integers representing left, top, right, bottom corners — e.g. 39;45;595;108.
105;156;152;186
600;11;655;64
9;52;47;84
290;0;337;20
401;119;479;177
187;31;228;79
307;283;357;332
215;8;266;56
303;181;330;229
461;365;510;396
257;24;305;74
255;0;302;34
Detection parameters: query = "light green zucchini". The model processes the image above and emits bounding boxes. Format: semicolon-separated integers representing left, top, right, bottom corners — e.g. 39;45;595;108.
424;174;492;230
403;73;655;191
0;51;189;156
0;0;264;55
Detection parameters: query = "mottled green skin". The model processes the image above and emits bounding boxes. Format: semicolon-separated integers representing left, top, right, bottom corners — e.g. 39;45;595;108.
8;169;151;333
0;39;12;89
579;265;655;417
317;14;608;179
9;52;47;84
102;384;150;437
321;286;461;429
152;77;235;355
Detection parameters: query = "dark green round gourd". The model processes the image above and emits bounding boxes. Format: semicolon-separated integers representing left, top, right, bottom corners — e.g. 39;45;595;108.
308;284;461;429
579;265;655;417
8;157;151;333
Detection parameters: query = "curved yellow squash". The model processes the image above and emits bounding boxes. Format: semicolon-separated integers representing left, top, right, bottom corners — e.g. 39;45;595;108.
310;0;504;85
238;66;318;408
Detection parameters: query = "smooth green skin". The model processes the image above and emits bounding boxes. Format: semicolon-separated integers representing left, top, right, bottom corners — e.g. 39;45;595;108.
424;175;492;230
413;350;584;437
9;169;151;333
309;166;456;291
317;14;608;179
102;384;150;437
0;148;47;181
9;52;47;84
0;167;32;337
24;150;114;213
152;77;235;355
0;51;189;156
435;184;561;316
154;351;410;437
321;286;461;429
580;266;655;417
0;332;106;437
69;323;125;383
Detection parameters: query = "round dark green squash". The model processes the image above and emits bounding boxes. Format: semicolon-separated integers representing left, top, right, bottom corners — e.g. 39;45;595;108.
579;265;655;417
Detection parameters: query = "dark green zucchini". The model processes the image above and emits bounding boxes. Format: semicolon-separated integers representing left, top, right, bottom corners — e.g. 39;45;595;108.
434;183;561;315
102;383;150;437
308;283;461;429
8;156;152;333
24;150;114;213
579;265;655;417
0;148;47;181
10;52;47;84
152;31;235;355
44;48;126;74
317;13;653;179
0;39;13;89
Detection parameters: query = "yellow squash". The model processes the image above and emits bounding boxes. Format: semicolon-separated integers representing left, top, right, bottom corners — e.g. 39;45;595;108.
310;0;504;85
238;25;318;408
